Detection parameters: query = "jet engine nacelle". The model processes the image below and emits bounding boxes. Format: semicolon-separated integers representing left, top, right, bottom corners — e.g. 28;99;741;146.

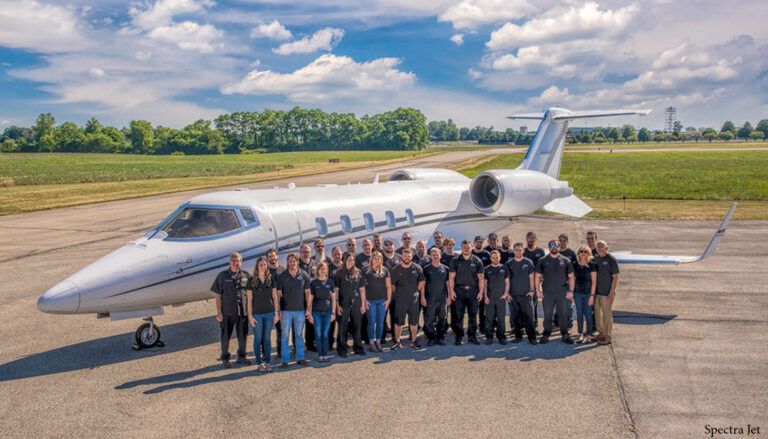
469;169;573;217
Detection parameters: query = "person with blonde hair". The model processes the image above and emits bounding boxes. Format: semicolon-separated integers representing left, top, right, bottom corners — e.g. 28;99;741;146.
573;245;597;343
593;240;620;346
364;251;391;352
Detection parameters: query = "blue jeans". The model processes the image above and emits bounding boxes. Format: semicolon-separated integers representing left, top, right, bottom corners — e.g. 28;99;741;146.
281;311;305;363
366;299;387;341
313;310;332;356
252;312;274;365
574;294;593;335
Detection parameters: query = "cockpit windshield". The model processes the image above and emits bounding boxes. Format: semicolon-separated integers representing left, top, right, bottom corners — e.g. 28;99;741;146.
162;207;241;238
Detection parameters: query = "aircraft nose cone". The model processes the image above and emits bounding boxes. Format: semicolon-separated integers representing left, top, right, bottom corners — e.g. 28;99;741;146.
37;280;80;314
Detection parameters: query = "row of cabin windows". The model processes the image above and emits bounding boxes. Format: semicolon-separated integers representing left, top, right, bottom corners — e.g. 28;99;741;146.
314;209;415;237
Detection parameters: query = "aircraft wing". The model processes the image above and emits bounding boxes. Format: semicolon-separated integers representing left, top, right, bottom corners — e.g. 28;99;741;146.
612;203;736;264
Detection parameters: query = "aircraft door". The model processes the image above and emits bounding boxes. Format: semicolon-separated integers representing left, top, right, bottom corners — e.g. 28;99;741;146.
262;201;302;255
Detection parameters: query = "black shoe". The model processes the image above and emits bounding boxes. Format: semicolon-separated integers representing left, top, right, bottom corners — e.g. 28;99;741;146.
298;359;309;366
528;338;538;345
469;337;481;345
412;340;423;350
222;358;231;369
499;339;507;345
512;337;523;344
437;339;447;346
236;357;251;365
280;362;289;369
454;338;463;346
484;337;493;345
354;349;366;356
306;346;317;352
339;351;349;358
427;339;435;346
540;336;549;344
562;335;574;344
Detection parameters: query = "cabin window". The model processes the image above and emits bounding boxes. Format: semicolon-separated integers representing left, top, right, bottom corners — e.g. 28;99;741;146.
405;209;415;226
385;211;396;228
240;209;259;226
315;217;328;237
162;207;241;238
363;213;375;231
340;215;352;234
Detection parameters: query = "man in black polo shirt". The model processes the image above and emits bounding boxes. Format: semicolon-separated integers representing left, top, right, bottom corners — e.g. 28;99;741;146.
535;240;575;344
396;232;415;255
429;230;444;252
499;235;513;265
390;248;426;350
298;243;318;352
356;239;374;270
413;240;429;267
506;243;537;344
266;248;286;356
483;250;510;345
423;247;449;346
211;252;252;368
276;253;311;367
593;240;620;346
382;238;401;270
524;231;545;333
557;233;577;330
472;235;491;337
449;240;485;345
484;232;500;254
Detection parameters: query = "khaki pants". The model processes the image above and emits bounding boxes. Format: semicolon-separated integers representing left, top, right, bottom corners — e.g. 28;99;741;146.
594;295;614;340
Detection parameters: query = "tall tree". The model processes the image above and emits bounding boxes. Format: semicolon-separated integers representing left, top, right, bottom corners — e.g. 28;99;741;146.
128;120;154;154
720;120;736;133
737;121;753;139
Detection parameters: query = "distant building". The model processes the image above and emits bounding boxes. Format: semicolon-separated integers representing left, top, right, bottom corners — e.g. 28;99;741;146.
519;125;528;134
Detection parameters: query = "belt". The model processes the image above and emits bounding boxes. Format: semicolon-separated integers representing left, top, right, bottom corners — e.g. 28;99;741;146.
456;284;476;289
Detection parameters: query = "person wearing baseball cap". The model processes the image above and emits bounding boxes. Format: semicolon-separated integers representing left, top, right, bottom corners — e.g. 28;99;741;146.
534;240;575;344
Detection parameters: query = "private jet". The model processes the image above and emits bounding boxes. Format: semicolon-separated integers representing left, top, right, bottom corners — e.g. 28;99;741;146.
37;107;736;349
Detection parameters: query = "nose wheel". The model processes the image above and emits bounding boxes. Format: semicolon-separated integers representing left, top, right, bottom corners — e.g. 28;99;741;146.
132;317;165;350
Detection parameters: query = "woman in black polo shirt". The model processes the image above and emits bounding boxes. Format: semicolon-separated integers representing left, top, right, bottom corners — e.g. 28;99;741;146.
365;251;391;352
308;263;336;363
573;245;597;343
247;257;279;372
333;253;368;357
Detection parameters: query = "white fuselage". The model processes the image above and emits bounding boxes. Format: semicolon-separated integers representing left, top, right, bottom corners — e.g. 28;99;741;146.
38;177;515;317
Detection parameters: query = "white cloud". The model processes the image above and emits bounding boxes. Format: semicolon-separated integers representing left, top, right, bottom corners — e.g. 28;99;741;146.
222;54;415;102
129;0;214;30
450;34;464;45
250;20;292;41
273;27;345;55
527;85;572;106
487;2;638;51
0;119;11;126
148;21;224;53
439;0;535;30
0;0;92;52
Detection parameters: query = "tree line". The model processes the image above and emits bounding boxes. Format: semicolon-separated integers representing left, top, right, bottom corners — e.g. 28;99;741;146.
428;118;768;144
0;107;429;154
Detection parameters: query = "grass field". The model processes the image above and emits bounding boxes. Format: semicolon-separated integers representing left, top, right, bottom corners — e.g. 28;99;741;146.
0;150;432;186
564;141;768;151
459;150;768;219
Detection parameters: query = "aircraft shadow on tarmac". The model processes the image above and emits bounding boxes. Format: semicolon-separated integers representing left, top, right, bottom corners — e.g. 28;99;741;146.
612;310;677;325
0;316;217;383
115;340;600;395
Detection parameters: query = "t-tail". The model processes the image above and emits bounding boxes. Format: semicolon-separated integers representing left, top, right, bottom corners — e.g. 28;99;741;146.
507;107;651;217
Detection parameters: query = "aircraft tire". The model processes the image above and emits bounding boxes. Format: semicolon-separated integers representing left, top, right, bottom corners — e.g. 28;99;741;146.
135;322;162;348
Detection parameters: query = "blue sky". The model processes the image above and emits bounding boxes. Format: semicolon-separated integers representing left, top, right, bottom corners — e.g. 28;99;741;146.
1;0;767;131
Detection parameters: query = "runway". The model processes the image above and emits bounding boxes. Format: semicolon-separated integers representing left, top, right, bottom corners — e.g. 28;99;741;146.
0;152;766;438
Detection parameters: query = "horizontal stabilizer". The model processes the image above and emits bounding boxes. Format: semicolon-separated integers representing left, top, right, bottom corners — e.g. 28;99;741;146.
552;109;651;120
507;113;545;120
542;195;592;218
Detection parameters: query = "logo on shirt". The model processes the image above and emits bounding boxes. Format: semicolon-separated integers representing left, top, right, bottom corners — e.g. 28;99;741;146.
602;261;608;266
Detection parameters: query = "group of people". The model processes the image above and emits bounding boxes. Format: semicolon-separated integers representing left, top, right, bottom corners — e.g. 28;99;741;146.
211;229;620;370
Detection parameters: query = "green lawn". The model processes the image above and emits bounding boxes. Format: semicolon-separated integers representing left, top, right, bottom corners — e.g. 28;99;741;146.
0;150;432;186
459;151;768;201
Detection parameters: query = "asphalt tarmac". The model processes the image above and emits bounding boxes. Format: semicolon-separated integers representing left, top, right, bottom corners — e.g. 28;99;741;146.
0;152;766;438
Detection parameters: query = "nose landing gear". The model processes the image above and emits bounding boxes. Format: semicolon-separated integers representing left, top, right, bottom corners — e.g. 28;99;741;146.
132;317;165;350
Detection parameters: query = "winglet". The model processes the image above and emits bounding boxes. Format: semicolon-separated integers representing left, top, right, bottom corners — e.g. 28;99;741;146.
682;202;737;263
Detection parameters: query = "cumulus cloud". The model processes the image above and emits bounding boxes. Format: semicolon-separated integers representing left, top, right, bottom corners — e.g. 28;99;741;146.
222;54;415;102
129;0;214;31
0;0;92;52
487;2;638;51
273;27;345;55
527;85;572;106
147;21;224;53
450;33;464;45
250;20;292;41
439;0;536;30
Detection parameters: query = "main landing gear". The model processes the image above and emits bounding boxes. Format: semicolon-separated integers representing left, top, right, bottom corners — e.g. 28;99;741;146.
132;317;165;350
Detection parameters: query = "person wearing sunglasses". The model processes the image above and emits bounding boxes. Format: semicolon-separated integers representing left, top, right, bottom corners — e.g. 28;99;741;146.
535;240;575;344
593;240;620;346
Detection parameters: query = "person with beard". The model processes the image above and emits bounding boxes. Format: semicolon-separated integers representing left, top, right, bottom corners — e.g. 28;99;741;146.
276;253;311;367
334;253;368;357
557;233;577;330
313;239;332;266
429;230;444;252
506;243;537;344
389;248;426;350
298;243;318;352
266;248;286;357
448;240;485;345
535;240;575;344
414;240;429;266
211;252;252;368
499;235;513;265
345;237;357;259
472;235;492;337
484;232;500;254
396;232;415;255
524;231;545;333
382;238;402;270
441;237;457;333
483;250;510;345
372;233;383;253
423;247;449;346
